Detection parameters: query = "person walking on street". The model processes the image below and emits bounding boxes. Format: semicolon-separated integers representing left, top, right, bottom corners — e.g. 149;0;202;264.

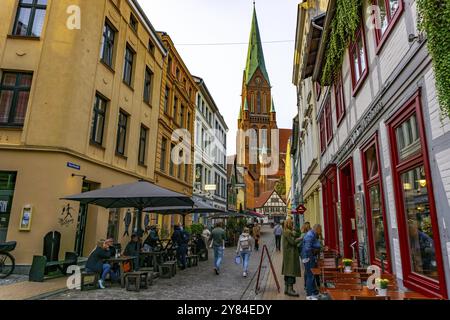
281;219;302;297
253;222;261;251
274;223;283;251
210;222;226;275
301;224;323;300
236;227;254;277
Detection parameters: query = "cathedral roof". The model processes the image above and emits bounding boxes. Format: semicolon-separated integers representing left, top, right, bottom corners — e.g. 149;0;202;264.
245;6;270;86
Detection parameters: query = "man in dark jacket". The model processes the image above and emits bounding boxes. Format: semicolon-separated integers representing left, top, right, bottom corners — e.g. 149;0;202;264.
85;239;114;289
124;234;140;270
172;224;189;269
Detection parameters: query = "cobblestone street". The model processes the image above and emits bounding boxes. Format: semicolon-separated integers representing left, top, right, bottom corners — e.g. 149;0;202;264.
48;227;276;300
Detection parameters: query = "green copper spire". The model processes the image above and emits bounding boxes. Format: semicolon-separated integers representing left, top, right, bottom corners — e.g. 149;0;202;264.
245;6;270;85
271;98;275;112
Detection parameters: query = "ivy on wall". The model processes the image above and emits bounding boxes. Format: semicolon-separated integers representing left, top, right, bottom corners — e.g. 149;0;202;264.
321;0;363;86
417;0;450;118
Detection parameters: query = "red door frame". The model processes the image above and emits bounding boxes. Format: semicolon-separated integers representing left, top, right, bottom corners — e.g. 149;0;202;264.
360;132;392;273
321;164;339;252
387;89;447;298
339;158;359;260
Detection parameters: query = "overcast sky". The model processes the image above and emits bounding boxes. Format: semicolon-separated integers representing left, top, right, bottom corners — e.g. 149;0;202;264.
139;0;299;155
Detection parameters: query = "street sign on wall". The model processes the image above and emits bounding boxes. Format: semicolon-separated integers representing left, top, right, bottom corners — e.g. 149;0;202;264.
204;184;217;191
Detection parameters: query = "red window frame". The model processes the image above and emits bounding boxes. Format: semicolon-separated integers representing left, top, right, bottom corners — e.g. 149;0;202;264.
371;0;404;54
349;24;369;96
334;73;345;126
315;82;321;101
325;98;333;145
387;90;447;299
360;132;391;273
321;164;339;252
319;112;326;154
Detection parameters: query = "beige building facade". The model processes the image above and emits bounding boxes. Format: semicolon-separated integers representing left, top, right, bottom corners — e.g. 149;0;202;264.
0;0;168;269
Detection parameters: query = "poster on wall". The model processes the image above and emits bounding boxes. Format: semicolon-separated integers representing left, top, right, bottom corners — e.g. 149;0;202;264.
19;205;33;231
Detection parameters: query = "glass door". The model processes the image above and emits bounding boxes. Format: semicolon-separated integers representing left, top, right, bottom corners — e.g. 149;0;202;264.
0;172;17;243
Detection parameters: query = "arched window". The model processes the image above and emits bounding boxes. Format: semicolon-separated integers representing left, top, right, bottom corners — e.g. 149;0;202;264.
250;93;255;113
262;93;267;114
257;91;261;114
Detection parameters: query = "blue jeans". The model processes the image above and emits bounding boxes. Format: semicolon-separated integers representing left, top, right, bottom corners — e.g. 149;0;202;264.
177;244;188;268
101;263;111;281
240;251;251;273
304;258;319;296
213;246;224;270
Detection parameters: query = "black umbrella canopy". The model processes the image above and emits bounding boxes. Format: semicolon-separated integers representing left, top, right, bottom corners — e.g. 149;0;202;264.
62;180;193;209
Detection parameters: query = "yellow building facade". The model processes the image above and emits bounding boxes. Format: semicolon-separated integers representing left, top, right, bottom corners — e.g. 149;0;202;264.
154;33;196;237
0;0;170;269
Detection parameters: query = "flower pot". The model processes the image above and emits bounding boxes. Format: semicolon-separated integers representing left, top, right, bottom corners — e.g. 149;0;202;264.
344;266;352;273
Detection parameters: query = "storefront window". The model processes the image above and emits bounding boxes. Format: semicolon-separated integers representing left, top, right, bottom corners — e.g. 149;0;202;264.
369;185;386;260
400;166;438;279
365;145;379;178
395;114;420;161
0;172;17;242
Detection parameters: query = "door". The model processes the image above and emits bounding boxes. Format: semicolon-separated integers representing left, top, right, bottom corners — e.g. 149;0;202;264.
339;160;359;260
321;165;339;252
0;172;17;243
74;181;92;256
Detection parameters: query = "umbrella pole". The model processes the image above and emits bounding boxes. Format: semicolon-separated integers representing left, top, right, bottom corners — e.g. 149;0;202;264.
137;208;143;235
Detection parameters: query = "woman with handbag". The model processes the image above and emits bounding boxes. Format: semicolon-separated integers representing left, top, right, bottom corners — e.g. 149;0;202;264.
236;227;254;277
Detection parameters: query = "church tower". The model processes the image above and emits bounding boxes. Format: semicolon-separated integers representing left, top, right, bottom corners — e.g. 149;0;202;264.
237;5;278;202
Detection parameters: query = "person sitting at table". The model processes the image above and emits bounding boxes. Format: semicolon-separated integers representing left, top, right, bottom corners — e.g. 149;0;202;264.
172;223;189;270
124;234;140;271
143;225;160;252
85;238;115;289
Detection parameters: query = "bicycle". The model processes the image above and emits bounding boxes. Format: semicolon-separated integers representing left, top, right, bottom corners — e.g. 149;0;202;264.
0;241;16;279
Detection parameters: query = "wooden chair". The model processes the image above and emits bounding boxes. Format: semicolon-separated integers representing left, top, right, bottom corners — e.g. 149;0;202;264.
351;295;391;300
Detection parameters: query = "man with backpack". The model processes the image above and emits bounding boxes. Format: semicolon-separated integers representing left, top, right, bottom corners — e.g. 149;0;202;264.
236;227;254;277
172;223;189;270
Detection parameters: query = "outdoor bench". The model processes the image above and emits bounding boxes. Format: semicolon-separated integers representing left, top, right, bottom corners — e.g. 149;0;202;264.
29;252;78;282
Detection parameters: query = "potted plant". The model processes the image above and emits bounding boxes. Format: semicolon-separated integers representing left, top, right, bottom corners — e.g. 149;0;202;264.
375;278;389;296
342;258;353;273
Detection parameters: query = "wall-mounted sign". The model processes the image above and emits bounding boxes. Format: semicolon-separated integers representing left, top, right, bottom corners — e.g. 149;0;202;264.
59;203;75;227
19;205;33;231
67;162;81;170
204;184;217;191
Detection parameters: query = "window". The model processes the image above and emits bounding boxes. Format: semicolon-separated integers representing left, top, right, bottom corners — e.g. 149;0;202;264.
138;125;148;165
0;171;17;242
184;164;189;182
90;93;107;145
175;68;180;80
160;137;167;171
100;20;115;67
372;0;403;50
123;45;134;86
325;98;333;144
180;105;185;128
187;111;191;132
319;113;326;153
0;72;32;126
13;0;47;37
167;57;172;76
129;14;138;32
143;67;153;104
169;143;175;176
387;91;446;297
361;134;390;271
257;92;261;114
334;73;345;125
164;86;170;114
349;25;368;94
148;39;155;54
107;209;120;243
116;110;128;156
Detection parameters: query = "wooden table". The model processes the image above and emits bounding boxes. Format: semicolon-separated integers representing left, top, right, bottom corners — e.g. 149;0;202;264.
326;287;433;300
106;256;136;288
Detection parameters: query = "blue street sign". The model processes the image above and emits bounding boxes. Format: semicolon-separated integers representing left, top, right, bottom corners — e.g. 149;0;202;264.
67;162;81;170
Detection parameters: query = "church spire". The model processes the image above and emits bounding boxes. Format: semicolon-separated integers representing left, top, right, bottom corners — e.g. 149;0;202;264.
245;6;270;85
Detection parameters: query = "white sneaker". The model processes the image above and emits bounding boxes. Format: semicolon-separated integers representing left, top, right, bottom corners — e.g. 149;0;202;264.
306;295;318;300
98;279;106;289
243;272;247;277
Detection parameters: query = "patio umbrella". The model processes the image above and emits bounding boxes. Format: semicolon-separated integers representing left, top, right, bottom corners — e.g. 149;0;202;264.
62;180;193;234
144;198;226;225
245;210;265;219
207;212;248;220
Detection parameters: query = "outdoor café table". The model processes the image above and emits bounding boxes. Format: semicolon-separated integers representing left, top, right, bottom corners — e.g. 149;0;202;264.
106;256;136;288
326;286;432;300
140;251;166;271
